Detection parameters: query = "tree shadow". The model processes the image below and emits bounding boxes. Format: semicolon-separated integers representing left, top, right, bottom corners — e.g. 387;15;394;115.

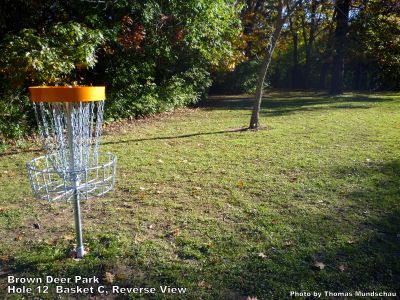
221;159;400;298
229;211;400;299
102;127;249;146
0;148;42;158
200;93;393;114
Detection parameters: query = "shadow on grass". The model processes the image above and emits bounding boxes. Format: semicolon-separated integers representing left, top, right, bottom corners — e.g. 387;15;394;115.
225;160;400;298
200;93;392;113
0;234;128;299
0;148;42;158
120;159;399;298
229;211;400;299
102;127;249;146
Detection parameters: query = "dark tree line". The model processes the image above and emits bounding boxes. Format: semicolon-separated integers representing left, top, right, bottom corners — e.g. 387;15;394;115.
269;0;399;93
213;0;400;98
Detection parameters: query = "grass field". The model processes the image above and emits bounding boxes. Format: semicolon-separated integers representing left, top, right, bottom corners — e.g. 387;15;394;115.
0;91;399;299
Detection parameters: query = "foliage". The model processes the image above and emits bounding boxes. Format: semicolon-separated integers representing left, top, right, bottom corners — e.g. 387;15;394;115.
348;0;400;90
0;88;33;140
100;0;240;119
212;0;399;93
0;0;243;139
241;1;275;58
177;0;246;69
211;60;261;94
0;22;104;86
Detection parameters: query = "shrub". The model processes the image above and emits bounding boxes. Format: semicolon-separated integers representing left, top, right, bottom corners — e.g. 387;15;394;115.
0;88;34;140
210;60;261;94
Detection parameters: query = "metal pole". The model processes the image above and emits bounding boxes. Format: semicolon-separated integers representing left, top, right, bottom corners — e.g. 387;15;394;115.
66;103;85;258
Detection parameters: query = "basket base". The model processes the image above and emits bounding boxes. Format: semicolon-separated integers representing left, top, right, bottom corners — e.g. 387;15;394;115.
26;152;117;202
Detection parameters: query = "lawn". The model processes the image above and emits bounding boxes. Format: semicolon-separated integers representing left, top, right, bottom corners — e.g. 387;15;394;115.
0;91;399;299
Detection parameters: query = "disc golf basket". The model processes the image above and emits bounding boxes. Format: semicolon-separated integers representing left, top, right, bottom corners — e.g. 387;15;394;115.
26;86;117;258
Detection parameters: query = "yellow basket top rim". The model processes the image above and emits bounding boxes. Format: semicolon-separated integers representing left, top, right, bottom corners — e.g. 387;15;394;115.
29;86;106;103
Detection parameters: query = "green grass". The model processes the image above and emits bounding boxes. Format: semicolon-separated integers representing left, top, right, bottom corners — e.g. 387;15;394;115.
0;91;399;299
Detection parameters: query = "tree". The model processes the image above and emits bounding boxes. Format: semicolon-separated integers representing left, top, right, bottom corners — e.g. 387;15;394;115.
249;0;301;129
288;12;300;88
348;0;400;90
330;0;351;94
0;22;104;85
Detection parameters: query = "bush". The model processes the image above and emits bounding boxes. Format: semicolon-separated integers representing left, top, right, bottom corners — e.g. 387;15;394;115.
105;58;211;119
0;88;34;140
210;60;261;94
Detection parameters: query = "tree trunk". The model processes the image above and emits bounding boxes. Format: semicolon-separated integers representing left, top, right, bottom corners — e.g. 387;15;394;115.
302;0;317;89
330;0;351;94
249;1;285;129
292;34;299;88
319;63;327;89
289;15;299;89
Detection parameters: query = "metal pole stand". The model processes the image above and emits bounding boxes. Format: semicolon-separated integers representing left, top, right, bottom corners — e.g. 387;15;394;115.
73;182;85;258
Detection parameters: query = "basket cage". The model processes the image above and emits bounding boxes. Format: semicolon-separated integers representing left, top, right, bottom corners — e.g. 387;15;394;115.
27;95;117;202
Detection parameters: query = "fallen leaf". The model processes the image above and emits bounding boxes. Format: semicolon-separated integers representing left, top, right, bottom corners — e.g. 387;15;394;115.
134;234;143;244
284;240;294;247
338;264;347;272
1;255;9;263
103;272;115;284
14;236;22;241
0;207;5;213
166;228;181;238
237;180;244;188
198;280;206;288
312;261;325;270
172;228;181;236
138;191;146;199
258;252;267;259
63;235;74;241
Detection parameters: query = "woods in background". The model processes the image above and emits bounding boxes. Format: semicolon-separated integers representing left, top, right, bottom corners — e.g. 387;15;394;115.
213;0;400;94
